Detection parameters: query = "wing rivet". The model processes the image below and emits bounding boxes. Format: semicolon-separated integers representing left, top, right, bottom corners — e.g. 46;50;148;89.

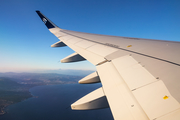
163;96;169;99
127;45;132;47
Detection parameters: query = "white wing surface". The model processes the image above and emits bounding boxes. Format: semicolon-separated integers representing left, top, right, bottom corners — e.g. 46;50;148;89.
36;11;180;120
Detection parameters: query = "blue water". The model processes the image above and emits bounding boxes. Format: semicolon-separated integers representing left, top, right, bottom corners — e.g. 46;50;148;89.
0;84;113;120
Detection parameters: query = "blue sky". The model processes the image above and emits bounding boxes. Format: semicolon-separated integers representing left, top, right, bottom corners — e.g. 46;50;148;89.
0;0;180;73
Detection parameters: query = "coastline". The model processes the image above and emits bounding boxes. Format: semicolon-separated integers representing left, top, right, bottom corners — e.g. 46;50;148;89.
0;84;61;116
0;84;72;116
0;83;114;120
0;105;7;116
0;73;83;117
0;91;34;116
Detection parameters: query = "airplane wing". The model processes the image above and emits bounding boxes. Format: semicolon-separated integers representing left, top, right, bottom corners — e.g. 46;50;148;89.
36;11;180;120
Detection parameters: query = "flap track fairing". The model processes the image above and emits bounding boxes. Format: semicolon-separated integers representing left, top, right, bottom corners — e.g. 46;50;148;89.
61;52;86;63
79;71;100;84
71;87;109;110
51;41;67;47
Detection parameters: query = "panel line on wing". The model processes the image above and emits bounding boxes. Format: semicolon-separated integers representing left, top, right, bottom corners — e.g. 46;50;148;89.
112;55;158;90
61;40;105;65
131;79;160;91
75;40;96;49
61;30;180;66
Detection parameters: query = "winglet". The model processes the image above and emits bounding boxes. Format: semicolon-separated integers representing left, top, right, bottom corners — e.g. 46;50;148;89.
36;10;58;29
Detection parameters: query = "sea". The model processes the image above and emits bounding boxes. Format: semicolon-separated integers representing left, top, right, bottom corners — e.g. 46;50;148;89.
0;83;113;120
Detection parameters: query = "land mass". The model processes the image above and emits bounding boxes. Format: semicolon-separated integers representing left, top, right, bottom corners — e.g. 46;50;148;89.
0;72;84;116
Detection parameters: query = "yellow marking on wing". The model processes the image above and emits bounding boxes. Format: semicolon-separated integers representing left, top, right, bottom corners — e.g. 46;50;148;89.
127;45;132;47
163;96;169;100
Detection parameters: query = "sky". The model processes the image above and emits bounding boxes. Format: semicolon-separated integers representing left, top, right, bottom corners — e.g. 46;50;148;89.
0;0;180;73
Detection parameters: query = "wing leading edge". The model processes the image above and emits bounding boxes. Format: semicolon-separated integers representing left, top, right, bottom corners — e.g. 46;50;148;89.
36;11;180;120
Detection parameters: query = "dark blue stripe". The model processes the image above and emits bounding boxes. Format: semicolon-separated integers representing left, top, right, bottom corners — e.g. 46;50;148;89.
36;11;55;29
